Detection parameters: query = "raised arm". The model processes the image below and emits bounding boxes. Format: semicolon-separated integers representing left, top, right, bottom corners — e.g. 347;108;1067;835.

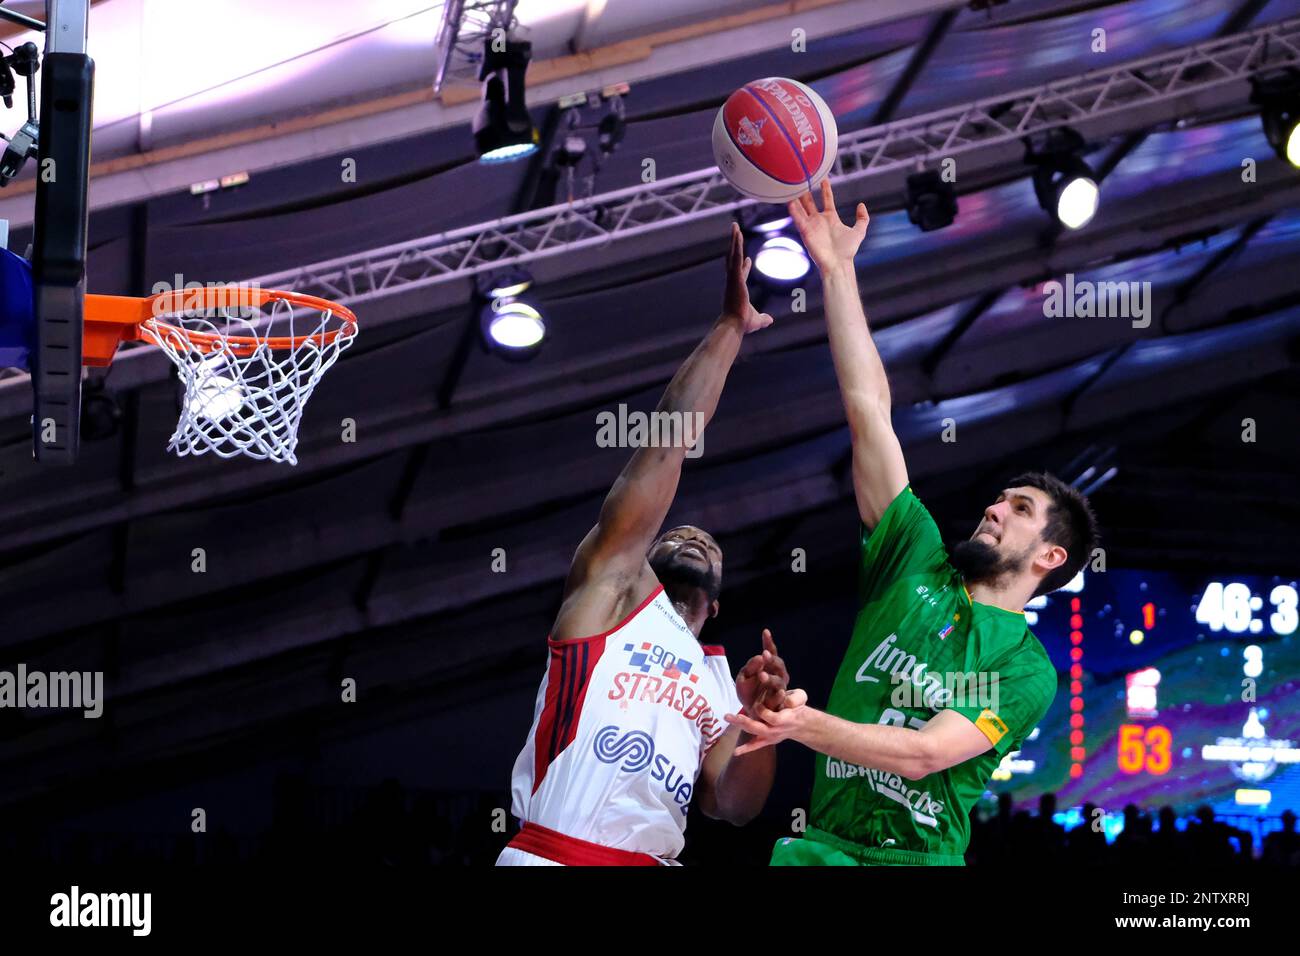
560;224;772;609
788;179;907;530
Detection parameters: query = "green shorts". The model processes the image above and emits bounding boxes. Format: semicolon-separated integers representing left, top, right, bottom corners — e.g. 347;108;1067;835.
769;826;965;866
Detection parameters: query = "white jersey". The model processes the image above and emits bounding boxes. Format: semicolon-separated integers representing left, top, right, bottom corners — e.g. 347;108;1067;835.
507;585;743;861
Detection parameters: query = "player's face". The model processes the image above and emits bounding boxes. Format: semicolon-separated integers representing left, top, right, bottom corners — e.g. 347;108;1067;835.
648;526;723;599
970;486;1052;562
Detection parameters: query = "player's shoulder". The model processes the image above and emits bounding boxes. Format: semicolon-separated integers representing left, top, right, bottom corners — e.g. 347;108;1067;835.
1008;626;1057;685
863;484;932;534
977;616;1052;671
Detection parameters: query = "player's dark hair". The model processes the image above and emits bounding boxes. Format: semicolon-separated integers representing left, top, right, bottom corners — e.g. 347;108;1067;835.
1007;471;1100;597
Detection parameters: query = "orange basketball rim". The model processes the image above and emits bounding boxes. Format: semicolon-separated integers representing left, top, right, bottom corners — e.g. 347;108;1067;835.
80;285;359;465
83;287;358;364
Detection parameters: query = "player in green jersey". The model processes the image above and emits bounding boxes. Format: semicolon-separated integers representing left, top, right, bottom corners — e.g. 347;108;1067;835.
724;180;1100;866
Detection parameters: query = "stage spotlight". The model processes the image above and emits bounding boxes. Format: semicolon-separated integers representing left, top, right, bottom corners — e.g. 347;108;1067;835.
473;38;539;164
752;235;810;283
1251;71;1300;168
905;169;958;231
481;268;534;300
1051;165;1099;229
754;214;792;234
1029;128;1099;230
481;296;546;358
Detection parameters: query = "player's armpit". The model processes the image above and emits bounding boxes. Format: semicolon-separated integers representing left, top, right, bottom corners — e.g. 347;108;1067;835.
917;708;996;775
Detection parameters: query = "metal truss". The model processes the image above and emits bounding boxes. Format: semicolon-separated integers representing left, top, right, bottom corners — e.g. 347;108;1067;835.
433;0;520;95
256;16;1300;308
836;15;1300;176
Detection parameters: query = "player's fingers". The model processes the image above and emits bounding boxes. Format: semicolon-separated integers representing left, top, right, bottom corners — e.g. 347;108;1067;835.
750;700;782;723
733;738;773;758
758;689;786;713
783;688;809;708
762;629;777;654
724;712;767;735
820;177;834;213
760;646;786;676
855;202;869;235
799;190;818;216
742;256;752;282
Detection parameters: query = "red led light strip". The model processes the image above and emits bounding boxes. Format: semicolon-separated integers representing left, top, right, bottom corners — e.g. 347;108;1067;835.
1068;596;1084;778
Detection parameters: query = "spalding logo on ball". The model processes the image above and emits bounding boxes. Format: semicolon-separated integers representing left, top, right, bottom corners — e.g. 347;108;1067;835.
712;77;838;202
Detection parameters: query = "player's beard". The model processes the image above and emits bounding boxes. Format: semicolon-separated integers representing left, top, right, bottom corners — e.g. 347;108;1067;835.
949;537;1034;587
649;551;721;603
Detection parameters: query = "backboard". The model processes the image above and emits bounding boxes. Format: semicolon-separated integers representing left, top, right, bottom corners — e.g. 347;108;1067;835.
30;0;92;463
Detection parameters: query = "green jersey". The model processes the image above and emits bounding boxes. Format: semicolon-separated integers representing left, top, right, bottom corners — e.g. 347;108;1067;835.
773;486;1057;866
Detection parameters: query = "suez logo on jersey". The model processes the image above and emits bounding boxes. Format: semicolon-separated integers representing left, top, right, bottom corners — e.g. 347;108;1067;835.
592;726;694;816
608;641;724;742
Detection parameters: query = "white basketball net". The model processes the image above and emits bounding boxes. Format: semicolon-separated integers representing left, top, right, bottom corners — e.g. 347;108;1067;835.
141;296;357;465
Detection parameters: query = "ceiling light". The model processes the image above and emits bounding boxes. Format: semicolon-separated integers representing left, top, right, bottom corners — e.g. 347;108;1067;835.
1029;128;1100;230
473;38;539;164
752;235;810;283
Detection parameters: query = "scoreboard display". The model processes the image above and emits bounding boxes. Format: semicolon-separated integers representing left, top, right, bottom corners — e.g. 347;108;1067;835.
987;568;1300;818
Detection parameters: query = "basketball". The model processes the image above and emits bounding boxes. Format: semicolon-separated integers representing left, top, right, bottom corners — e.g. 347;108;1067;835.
711;77;838;202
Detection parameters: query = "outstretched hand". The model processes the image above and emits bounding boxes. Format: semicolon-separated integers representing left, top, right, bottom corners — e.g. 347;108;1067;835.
725;688;810;757
734;628;789;714
721;221;774;334
787;178;869;273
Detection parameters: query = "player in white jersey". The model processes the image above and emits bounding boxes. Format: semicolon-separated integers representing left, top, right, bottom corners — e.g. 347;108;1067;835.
498;224;794;866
